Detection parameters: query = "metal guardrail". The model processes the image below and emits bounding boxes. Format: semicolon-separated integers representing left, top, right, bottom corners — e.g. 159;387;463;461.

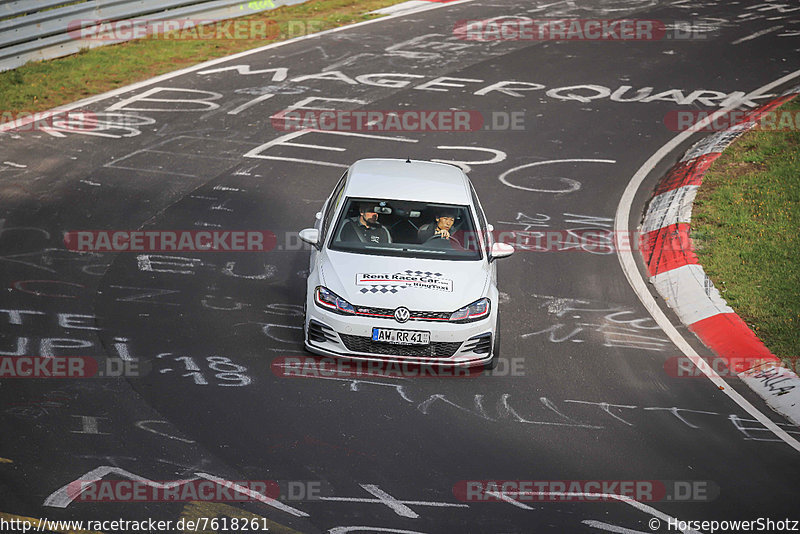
0;0;306;72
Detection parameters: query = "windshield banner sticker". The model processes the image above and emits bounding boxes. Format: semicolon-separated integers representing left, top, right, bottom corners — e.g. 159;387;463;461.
356;271;453;293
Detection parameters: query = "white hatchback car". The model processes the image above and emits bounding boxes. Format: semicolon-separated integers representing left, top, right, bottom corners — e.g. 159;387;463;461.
299;158;514;368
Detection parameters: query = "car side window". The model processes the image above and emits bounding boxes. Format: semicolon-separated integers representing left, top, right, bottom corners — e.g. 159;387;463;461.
321;172;347;243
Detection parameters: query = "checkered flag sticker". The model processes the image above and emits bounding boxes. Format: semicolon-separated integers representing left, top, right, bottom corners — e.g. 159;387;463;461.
405;270;442;277
360;285;400;294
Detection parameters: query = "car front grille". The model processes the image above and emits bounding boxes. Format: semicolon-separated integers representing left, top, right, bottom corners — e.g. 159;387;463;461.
339;334;462;358
353;306;451;322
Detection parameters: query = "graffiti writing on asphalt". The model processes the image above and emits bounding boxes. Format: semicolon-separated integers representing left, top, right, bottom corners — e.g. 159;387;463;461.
744;367;797;397
498;159;616;194
43;466;701;534
108;284;302;316
3;390;76;419
0;309;134;358
305;376;800;443
190;73;769;106
49;74;770;149
71;414;110;435
135;419;197;443
490;0;800;44
42;113;156;139
0;223;108;276
519;294;671;351
136;253;276;280
497;211;615;254
155;353;252;387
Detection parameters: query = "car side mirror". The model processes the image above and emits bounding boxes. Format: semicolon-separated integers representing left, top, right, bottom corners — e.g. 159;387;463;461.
315;212;322;221
490;242;514;261
299;228;320;246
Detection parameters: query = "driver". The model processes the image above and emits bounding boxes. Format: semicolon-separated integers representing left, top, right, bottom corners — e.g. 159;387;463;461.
417;208;457;243
339;202;392;244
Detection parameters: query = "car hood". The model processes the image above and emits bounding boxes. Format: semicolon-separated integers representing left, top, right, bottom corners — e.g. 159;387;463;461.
319;250;489;311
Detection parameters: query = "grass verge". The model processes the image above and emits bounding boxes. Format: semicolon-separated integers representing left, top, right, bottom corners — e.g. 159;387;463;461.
691;97;800;365
0;0;408;115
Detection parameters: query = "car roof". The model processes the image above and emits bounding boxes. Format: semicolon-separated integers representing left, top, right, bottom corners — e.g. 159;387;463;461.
343;158;472;204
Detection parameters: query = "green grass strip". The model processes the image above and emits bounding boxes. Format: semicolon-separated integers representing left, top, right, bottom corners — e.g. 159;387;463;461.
692;97;800;367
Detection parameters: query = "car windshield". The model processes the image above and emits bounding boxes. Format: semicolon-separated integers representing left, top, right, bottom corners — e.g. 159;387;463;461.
328;198;483;260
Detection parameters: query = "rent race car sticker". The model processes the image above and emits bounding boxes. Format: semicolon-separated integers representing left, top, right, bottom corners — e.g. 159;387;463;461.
356;271;453;293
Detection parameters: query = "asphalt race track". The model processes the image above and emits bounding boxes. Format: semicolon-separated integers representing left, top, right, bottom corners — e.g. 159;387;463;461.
1;1;799;532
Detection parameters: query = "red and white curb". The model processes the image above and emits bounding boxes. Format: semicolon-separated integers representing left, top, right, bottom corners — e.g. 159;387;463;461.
639;86;800;425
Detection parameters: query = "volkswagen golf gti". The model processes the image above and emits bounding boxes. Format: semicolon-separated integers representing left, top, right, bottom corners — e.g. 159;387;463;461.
298;158;514;369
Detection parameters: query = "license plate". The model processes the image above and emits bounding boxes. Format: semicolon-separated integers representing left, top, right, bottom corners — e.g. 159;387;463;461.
372;328;430;345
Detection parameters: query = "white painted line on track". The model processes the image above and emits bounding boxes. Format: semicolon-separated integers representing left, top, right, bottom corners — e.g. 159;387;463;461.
615;68;800;453
0;0;478;132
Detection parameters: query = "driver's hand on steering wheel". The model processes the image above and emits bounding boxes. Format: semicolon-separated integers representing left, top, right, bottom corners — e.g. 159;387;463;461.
435;228;451;239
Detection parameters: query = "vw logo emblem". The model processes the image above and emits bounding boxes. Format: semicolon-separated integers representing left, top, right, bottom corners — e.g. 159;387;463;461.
394;307;410;323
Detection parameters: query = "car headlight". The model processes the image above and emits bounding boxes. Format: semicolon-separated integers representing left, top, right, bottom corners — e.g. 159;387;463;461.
449;298;490;322
314;286;355;315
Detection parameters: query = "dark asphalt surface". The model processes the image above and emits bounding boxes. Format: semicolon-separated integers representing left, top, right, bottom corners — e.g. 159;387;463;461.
1;1;799;532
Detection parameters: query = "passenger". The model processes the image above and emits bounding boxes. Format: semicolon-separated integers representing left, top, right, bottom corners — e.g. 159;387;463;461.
417;208;457;243
339;202;392;244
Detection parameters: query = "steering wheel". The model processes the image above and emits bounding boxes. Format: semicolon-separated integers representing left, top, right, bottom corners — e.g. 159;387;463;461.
424;232;464;250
